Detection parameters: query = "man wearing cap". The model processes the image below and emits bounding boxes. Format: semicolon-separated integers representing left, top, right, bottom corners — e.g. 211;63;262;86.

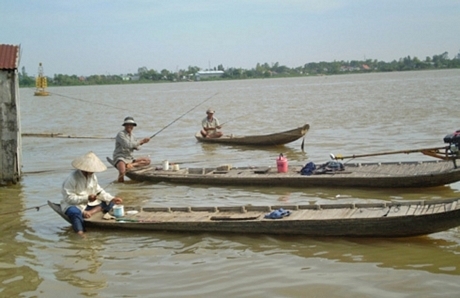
200;108;223;138
61;151;123;236
112;116;151;182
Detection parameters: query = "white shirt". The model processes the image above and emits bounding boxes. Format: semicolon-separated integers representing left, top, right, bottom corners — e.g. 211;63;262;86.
61;170;114;213
202;116;220;129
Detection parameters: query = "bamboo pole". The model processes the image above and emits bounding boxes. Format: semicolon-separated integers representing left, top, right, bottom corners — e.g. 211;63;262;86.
331;146;450;160
21;133;114;139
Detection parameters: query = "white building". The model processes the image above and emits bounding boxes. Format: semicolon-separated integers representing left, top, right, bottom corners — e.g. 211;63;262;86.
196;70;224;80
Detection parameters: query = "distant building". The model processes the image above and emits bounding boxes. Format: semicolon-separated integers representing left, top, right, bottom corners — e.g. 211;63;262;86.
196;70;224;80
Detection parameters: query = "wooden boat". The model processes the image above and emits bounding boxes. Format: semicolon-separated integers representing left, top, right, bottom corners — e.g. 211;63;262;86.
195;124;310;146
125;160;460;188
48;198;460;237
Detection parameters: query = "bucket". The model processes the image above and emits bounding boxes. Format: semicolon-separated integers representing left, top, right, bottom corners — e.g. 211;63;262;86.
163;160;169;171
113;205;124;217
276;153;288;173
172;164;180;171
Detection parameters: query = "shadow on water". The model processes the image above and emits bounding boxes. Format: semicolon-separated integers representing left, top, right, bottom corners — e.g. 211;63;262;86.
197;141;308;162
0;183;42;297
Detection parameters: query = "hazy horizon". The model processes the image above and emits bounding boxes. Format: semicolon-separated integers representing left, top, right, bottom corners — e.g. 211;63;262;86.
3;0;459;76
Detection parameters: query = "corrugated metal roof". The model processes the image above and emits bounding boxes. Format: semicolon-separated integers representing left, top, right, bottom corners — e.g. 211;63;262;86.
0;44;20;70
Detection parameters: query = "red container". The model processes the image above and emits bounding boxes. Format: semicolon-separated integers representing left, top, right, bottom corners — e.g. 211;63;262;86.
276;154;288;173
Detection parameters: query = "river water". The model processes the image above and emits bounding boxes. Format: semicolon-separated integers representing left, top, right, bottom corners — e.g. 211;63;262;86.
1;69;460;297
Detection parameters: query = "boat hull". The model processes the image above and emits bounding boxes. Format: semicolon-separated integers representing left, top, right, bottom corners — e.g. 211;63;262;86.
48;198;460;237
126;160;460;188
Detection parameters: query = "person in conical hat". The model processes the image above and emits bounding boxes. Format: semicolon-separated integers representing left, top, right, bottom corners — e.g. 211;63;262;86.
71;151;107;172
61;151;123;236
112;116;151;182
200;108;223;138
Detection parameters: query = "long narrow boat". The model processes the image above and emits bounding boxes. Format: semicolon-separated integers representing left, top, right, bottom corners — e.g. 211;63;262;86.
195;124;310;146
48;198;460;237
126;160;460;188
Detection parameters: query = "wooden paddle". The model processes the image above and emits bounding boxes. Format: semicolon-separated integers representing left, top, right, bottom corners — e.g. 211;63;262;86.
300;124;310;151
330;145;450;160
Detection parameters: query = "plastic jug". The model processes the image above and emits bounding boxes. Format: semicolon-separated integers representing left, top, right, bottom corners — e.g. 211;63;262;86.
276;153;288;173
113;205;124;217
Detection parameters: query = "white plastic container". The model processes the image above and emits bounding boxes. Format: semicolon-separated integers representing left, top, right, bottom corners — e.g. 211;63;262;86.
113;205;124;217
163;160;169;171
172;164;180;171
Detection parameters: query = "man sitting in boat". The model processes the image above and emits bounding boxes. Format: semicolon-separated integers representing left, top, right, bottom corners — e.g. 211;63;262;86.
61;152;123;237
200;108;223;138
112;116;151;182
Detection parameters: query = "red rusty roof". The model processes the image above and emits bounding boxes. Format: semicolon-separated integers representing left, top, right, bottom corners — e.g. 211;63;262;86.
0;44;20;70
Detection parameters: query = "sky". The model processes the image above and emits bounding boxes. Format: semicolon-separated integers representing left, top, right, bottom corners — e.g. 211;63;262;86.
2;0;460;76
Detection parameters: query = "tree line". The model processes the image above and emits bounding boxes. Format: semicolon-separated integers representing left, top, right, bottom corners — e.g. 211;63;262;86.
19;51;460;87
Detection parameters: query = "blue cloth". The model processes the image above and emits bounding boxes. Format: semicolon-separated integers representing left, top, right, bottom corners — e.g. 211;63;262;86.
264;208;291;219
65;201;114;233
300;162;316;176
325;161;344;171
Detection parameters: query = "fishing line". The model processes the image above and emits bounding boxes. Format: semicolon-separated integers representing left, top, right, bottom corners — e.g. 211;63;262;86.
49;91;122;111
42;90;219;139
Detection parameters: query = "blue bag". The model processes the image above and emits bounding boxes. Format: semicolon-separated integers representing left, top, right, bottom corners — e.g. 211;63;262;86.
300;162;316;176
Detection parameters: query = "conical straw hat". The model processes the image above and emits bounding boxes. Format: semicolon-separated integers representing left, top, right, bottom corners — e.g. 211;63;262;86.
71;151;107;172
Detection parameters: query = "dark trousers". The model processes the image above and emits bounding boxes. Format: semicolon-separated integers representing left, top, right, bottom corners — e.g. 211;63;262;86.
65;201;114;233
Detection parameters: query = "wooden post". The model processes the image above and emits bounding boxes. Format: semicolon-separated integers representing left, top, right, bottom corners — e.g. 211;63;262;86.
0;44;22;185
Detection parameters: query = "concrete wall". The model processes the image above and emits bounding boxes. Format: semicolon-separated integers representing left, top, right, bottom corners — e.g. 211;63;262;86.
0;69;22;185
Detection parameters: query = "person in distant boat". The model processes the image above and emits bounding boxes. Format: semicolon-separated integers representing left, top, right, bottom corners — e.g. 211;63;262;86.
61;151;123;237
200;108;223;138
113;116;151;182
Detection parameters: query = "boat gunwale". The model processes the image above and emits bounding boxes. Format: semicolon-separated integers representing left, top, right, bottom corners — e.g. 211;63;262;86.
125;159;460;189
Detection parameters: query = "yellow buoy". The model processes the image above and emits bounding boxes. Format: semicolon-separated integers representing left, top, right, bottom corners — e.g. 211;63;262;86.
34;63;50;96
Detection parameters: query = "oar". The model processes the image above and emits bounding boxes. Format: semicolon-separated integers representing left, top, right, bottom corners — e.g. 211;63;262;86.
149;92;219;139
330;145;449;160
301;136;306;151
300;124;310;151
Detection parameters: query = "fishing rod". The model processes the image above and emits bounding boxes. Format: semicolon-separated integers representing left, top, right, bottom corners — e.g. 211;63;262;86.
0;203;48;216
219;115;246;127
149;92;219;139
0;182;111;216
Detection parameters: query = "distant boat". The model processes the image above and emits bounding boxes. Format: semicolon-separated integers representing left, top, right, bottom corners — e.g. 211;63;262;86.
48;198;460;237
195;124;310;146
